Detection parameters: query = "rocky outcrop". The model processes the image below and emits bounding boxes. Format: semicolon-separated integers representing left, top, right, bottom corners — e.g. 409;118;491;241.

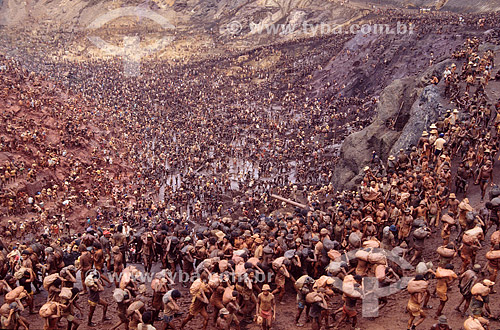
388;84;444;156
332;60;451;190
311;30;466;99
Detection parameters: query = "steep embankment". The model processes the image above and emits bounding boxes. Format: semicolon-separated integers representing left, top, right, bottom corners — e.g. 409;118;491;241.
0;58;135;228
332;40;500;190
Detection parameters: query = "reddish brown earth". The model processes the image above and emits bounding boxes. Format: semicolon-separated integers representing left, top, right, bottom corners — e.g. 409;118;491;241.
0;60;136;232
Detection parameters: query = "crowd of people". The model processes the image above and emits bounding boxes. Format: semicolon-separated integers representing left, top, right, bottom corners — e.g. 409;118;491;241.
0;7;500;330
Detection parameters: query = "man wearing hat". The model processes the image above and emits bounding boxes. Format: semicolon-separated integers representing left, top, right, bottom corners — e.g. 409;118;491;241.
254;237;264;259
381;225;396;250
418;131;430;157
447;194;459;217
256;284;275;330
362;217;377;239
216;308;230;330
451;109;459;125
430;315;452;330
387;155;396;171
429;127;438;147
319;228;330;240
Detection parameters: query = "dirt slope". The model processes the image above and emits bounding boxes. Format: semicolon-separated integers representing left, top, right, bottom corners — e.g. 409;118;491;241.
0;57;135;229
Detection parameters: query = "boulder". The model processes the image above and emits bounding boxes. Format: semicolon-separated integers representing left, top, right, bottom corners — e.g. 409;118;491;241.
332;60;450;190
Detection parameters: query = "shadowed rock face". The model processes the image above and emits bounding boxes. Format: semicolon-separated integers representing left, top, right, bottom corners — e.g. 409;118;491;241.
311;30;465;99
332;59;452;190
332;77;415;190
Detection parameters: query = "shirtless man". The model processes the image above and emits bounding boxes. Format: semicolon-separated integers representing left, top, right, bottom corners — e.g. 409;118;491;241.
256;284;275;330
427;196;440;228
111;247;124;288
140;234;155;275
398;209;414;243
295;275;314;327
414;201;428;223
93;243;111;286
410;226;431;264
470;280;494;319
47;278;62;302
78;247;93;294
45;247;59;275
18;270;35;314
272;258;293;304
40;301;63;330
110;288;132;330
86;271;109;327
477;160;494;201
112;226;127;267
447;193;459;217
210;282;225;325
459;236;481;274
334;277;362;330
441;222;452;246
225;291;241;330
455;163;470;194
59;288;81;330
375;203;388;229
